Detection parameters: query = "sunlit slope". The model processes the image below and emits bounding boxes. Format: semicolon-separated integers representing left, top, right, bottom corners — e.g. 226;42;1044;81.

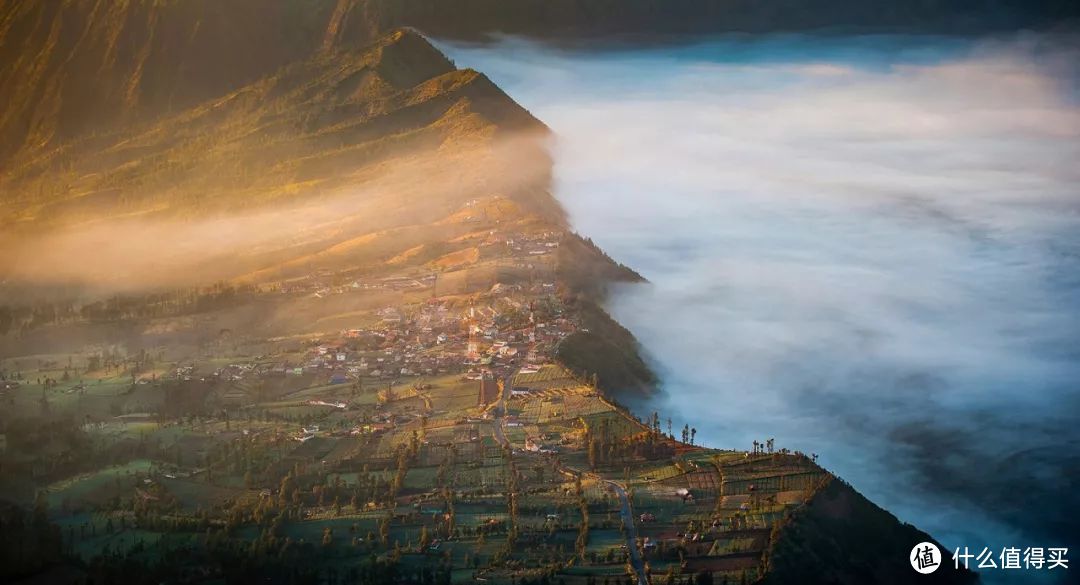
4;0;1071;174
1;28;543;225
6;0;1070;170
0;0;343;164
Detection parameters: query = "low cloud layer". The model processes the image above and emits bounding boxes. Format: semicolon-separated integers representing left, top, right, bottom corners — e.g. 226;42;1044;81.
0;133;550;300
445;33;1080;581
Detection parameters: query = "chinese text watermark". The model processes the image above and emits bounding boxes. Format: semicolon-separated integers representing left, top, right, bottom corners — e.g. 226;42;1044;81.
910;544;1069;575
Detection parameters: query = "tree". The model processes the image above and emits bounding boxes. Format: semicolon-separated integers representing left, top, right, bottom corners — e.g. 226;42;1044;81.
379;518;390;545
690;428;697;446
0;306;12;336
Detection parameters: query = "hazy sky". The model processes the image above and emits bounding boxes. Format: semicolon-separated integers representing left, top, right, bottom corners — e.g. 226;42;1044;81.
444;33;1080;583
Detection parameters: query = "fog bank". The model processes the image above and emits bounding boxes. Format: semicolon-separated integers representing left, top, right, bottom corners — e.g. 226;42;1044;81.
444;33;1080;583
0;133;550;299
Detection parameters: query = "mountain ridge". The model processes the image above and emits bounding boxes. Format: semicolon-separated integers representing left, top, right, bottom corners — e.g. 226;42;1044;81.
0;28;545;229
0;5;984;584
4;0;1076;166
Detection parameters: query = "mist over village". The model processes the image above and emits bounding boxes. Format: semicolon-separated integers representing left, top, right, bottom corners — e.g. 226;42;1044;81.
1;2;1077;585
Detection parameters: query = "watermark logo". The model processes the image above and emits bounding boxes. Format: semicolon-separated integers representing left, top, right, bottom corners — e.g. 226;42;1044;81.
953;546;1069;571
911;542;942;574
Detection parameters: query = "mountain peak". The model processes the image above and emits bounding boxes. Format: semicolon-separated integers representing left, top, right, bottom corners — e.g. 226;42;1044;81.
0;24;544;228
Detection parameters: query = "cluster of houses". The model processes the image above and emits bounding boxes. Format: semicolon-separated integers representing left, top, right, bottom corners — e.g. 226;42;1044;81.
294;290;578;389
168;232;583;431
501;230;562;257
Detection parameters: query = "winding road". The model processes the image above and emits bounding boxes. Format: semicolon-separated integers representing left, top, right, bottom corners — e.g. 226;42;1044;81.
607;480;648;585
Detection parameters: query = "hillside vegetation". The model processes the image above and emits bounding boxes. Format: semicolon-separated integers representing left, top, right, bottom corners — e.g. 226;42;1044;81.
0;26;563;296
3;0;1075;169
0;0;340;164
1;28;542;226
762;478;978;585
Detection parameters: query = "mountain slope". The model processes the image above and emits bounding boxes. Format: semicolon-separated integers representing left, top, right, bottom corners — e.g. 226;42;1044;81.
0;6;995;584
0;0;338;164
762;478;978;585
3;0;1075;168
0;27;564;303
1;28;543;227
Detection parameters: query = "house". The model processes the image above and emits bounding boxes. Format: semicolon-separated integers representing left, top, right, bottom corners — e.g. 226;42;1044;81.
498;346;518;357
308;400;347;409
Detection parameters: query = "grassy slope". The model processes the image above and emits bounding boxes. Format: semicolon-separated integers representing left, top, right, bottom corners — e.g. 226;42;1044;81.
0;28;543;226
762;477;979;585
0;0;341;164
5;0;1071;169
551;233;657;397
555;303;657;397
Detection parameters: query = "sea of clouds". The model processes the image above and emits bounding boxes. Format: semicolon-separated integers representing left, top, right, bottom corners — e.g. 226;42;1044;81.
445;32;1080;583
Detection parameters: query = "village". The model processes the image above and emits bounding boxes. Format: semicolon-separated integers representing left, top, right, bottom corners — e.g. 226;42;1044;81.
0;225;829;585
